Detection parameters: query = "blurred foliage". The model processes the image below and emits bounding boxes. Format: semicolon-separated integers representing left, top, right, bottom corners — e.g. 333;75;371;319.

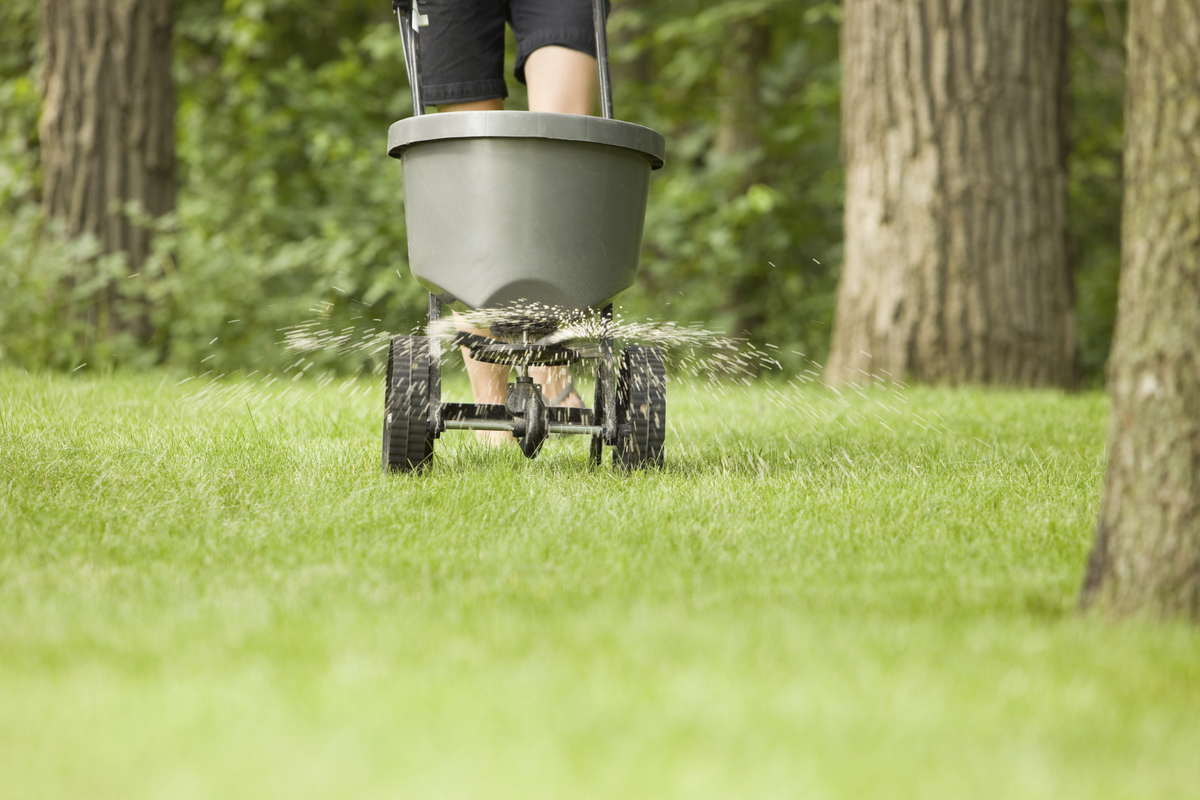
1;0;1125;378
2;0;422;373
610;0;844;371
0;0;39;209
1068;0;1125;384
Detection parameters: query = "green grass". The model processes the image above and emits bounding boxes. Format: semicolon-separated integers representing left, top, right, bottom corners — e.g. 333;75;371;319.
1;367;1197;799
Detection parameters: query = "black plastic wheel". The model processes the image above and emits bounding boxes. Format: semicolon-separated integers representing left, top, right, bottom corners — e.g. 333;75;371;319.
382;335;434;472
615;345;666;469
590;369;606;465
518;380;547;460
591;302;615;467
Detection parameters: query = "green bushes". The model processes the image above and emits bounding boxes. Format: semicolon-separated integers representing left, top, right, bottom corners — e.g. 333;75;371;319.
0;0;1126;378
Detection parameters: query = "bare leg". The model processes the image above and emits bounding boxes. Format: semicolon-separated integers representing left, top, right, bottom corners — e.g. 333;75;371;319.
438;98;504;113
524;46;599;115
438;47;597;115
529;366;582;407
439;49;597;416
523;46;596;406
452;315;513;444
439;99;511;440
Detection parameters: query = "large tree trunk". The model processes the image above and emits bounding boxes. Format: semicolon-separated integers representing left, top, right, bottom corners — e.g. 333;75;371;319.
826;0;1076;386
39;0;175;335
1079;0;1200;622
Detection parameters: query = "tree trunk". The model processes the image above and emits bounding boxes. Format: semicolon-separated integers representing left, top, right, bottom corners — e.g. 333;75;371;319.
39;0;175;335
714;20;769;159
1079;0;1200;622
826;0;1076;386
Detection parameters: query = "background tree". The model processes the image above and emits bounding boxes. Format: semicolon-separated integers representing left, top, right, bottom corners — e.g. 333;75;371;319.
38;0;175;340
826;0;1077;387
1080;0;1200;622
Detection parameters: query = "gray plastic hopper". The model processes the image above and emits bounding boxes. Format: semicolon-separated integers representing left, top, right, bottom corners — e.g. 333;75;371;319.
387;111;665;313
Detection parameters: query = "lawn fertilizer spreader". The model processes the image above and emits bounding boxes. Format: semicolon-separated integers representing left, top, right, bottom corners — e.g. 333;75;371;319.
382;0;667;471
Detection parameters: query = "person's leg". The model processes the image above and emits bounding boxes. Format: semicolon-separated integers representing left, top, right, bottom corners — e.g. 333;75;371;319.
439;98;503;113
521;45;597;407
523;45;598;115
455;318;513;444
434;0;603;416
435;101;505;423
415;1;513;437
528;364;582;408
417;0;508;108
447;48;597;413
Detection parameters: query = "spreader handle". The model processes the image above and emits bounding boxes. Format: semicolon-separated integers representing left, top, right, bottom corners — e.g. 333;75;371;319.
592;0;614;119
394;0;426;116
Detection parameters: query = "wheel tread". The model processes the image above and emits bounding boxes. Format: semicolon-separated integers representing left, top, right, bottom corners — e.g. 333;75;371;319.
383;335;434;472
616;345;666;469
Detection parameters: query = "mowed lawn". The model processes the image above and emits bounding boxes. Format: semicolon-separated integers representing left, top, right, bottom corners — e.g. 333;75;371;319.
1;367;1197;799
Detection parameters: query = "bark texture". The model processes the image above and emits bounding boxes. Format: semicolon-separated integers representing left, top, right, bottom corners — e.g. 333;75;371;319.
1079;0;1200;622
826;0;1075;386
39;0;175;269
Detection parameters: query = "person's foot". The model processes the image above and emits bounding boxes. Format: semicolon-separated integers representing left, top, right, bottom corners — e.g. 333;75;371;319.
548;382;583;408
531;366;583;408
476;430;513;446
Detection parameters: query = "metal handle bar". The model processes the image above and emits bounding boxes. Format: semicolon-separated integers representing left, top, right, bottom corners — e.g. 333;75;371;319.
592;0;614;119
393;0;425;116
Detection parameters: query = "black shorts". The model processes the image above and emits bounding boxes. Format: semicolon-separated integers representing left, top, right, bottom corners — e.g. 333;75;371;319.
416;0;609;106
